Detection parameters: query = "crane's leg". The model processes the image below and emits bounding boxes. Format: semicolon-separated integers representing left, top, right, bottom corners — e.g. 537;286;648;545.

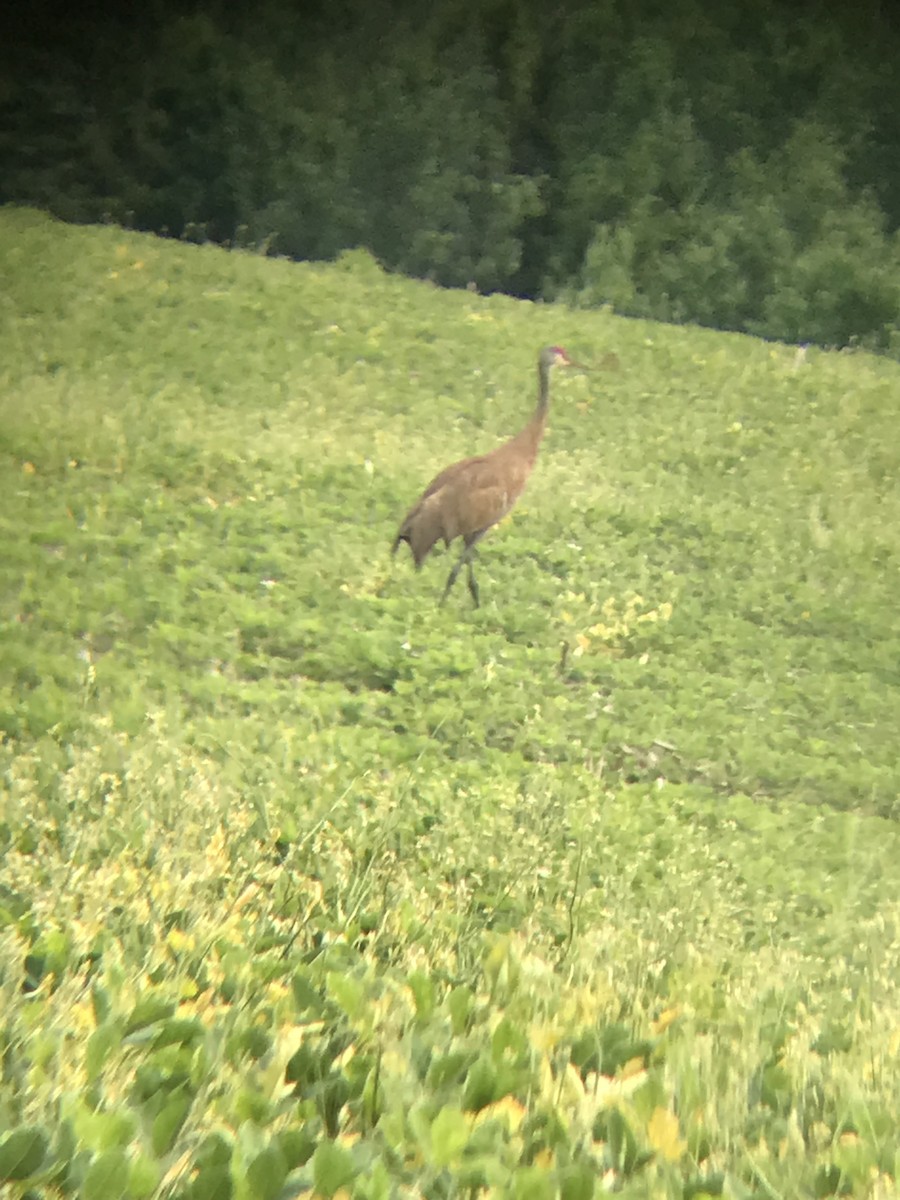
440;552;470;605
440;535;484;607
466;559;480;607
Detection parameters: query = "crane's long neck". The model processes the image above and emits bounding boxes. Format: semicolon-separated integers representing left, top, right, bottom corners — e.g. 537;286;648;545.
521;357;552;450
504;356;553;464
537;357;553;416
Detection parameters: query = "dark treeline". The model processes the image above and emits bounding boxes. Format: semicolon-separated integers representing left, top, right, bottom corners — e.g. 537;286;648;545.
3;0;900;352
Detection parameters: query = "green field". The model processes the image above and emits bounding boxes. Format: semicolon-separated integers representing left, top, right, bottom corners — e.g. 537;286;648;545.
1;206;899;1198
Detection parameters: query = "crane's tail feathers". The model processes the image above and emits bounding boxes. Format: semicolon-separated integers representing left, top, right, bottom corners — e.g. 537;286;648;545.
392;526;427;570
394;491;456;569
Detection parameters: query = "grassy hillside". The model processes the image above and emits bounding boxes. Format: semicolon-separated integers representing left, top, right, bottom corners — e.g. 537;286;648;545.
1;206;900;1198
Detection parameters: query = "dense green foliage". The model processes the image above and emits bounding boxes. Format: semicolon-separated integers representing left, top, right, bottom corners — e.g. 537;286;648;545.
2;208;900;1197
2;0;900;352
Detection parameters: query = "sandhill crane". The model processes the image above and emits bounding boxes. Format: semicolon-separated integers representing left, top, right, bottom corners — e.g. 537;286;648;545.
392;345;576;606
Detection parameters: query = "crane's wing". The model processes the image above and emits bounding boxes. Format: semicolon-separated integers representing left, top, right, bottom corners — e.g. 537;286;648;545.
393;440;537;566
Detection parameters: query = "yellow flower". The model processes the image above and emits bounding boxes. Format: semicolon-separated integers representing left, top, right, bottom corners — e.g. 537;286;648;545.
652;1007;680;1034
166;928;196;954
620;1056;646;1080
647;1107;685;1162
469;1096;526;1132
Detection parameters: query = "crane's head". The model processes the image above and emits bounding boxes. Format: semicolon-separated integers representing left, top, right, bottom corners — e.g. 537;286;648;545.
540;345;577;372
